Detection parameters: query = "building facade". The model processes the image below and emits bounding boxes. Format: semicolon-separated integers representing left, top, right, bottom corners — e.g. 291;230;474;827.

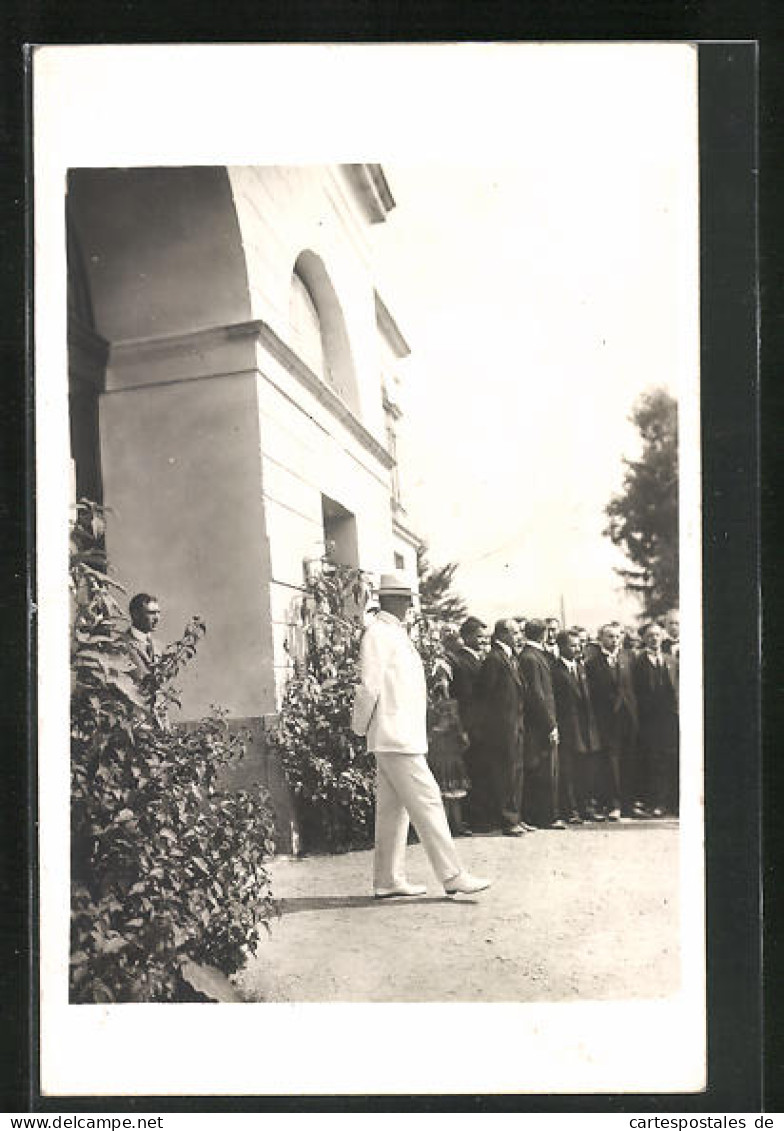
67;164;420;846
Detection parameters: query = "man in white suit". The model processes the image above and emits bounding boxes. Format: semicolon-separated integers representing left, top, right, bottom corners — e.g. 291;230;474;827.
352;572;490;899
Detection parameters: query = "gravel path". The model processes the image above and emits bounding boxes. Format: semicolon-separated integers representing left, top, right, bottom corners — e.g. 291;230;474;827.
236;820;679;1004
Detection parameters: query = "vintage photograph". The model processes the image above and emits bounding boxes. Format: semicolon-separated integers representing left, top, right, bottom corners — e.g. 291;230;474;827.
37;44;704;1095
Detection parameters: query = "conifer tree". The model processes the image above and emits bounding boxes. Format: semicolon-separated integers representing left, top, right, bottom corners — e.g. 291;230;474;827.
416;542;468;626
604;387;678;618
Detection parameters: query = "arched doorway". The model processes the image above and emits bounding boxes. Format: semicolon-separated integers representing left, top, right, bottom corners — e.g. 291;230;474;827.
65;167;277;725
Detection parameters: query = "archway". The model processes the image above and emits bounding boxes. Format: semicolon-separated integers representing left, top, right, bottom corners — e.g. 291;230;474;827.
67;166;253;343
65;167;276;725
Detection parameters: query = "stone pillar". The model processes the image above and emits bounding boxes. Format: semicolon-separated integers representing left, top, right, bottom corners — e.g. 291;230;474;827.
100;323;277;722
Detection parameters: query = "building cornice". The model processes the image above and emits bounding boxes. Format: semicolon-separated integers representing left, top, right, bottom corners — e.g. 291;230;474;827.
392;511;423;550
375;291;411;358
252;319;396;470
344;164;396;224
107;319;396;472
68;317;110;390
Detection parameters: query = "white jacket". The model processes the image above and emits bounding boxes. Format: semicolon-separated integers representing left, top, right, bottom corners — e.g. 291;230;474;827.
351;611;428;754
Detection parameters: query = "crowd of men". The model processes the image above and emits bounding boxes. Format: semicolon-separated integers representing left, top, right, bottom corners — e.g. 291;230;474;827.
121;588;680;846
446;611;680;835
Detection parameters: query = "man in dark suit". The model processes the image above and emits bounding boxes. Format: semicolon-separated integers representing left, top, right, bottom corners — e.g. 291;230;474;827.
585;622;639;819
450;617;488;727
450;616;490;830
518;618;565;829
543;617;561;664
475;619;528;836
662;609;680;657
633;622;679;816
552;629;601;822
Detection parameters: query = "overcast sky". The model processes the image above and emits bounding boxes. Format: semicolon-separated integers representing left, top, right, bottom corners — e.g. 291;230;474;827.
372;90;697;631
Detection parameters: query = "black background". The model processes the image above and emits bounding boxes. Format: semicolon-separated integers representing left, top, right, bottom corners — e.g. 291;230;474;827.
0;2;777;1115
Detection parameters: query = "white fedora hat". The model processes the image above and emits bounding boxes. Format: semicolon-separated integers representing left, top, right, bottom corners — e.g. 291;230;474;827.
377;571;415;597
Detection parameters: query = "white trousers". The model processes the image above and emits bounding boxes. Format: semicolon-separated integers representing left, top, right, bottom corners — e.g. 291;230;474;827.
374;752;462;889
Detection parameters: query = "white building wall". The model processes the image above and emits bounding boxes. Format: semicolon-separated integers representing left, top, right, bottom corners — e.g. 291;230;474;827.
68;163;417;847
391;533;418;579
228;165;387;445
253;341;395;703
75;164;416;715
227;165;405;705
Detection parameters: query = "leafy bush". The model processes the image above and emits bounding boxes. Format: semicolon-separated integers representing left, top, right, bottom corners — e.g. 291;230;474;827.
410;609;456;700
70;502;276;1003
268;561;375;854
269;560;453;855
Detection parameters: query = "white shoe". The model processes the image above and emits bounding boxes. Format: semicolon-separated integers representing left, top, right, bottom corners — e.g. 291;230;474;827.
443;871;491;896
373;882;427;899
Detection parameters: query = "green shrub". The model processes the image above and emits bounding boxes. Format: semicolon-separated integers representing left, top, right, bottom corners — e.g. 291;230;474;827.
269;560;453;855
268;560;375;854
70;502;276;1003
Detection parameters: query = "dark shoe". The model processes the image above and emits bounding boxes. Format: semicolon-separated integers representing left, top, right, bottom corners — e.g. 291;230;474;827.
455;824;473;837
550;819;568;830
586;809;606;822
607;808;621;822
502;824;525;837
567;814;583;825
651;807;666;818
631;803;649;819
519;821;538;832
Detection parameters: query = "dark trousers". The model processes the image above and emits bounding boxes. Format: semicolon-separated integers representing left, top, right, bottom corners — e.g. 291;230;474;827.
559;745;587;816
644;744;679;812
489;750;524;828
464;744;495;828
622;745;645;810
594;742;644;813
591;749;622;811
523;745;560;827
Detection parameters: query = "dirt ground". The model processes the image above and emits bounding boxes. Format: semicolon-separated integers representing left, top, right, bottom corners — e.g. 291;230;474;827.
236;820;679;1004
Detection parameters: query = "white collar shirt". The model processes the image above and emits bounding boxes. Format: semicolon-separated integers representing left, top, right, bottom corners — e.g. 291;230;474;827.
376;610;407;631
